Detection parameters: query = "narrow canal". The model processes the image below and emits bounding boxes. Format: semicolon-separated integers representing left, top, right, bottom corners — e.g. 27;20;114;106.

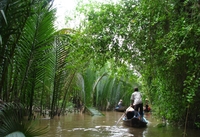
36;111;200;137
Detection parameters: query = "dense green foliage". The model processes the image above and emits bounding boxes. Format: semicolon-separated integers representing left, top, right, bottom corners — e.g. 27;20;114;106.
0;0;59;119
0;1;200;136
73;0;200;129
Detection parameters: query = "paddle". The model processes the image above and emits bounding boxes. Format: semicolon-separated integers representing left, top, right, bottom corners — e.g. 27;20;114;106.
115;106;132;126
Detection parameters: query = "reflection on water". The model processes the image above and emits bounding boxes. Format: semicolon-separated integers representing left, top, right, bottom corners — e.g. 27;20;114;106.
67;126;133;137
36;111;200;137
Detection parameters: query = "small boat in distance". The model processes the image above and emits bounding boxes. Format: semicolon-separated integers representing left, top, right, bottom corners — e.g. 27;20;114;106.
115;106;127;112
115;99;127;112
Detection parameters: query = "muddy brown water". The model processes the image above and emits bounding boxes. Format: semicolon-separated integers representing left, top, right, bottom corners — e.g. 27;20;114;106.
36;111;200;137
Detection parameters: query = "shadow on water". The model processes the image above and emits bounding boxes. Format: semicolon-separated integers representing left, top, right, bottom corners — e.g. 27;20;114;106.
36;111;200;137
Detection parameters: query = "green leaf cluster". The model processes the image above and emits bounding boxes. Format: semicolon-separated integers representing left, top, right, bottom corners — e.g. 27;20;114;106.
73;0;200;128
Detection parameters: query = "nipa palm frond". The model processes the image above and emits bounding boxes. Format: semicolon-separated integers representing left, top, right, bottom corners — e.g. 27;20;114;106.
0;102;48;137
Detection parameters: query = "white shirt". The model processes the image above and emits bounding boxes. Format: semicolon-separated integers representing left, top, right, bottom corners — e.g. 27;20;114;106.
130;91;142;105
118;101;122;106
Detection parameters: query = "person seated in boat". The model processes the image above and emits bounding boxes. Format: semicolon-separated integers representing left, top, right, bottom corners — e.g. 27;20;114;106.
115;99;123;110
144;98;151;112
126;107;148;122
125;107;140;119
144;104;151;112
117;99;123;107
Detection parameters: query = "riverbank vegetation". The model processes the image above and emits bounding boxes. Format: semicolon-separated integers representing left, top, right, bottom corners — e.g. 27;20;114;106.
0;0;200;136
74;0;200;130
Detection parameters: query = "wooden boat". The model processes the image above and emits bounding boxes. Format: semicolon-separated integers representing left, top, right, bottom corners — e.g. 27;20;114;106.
115;106;127;112
122;111;148;128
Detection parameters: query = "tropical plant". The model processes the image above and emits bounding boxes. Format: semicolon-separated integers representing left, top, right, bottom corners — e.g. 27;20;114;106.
73;0;200;130
0;102;48;137
0;0;59;120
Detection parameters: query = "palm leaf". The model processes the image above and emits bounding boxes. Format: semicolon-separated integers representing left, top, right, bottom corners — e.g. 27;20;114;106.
0;9;7;24
76;73;86;103
0;102;48;137
0;0;33;100
5;131;25;137
0;1;57;120
92;72;108;93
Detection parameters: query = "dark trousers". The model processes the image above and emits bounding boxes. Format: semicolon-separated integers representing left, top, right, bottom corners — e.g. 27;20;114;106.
134;103;143;117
